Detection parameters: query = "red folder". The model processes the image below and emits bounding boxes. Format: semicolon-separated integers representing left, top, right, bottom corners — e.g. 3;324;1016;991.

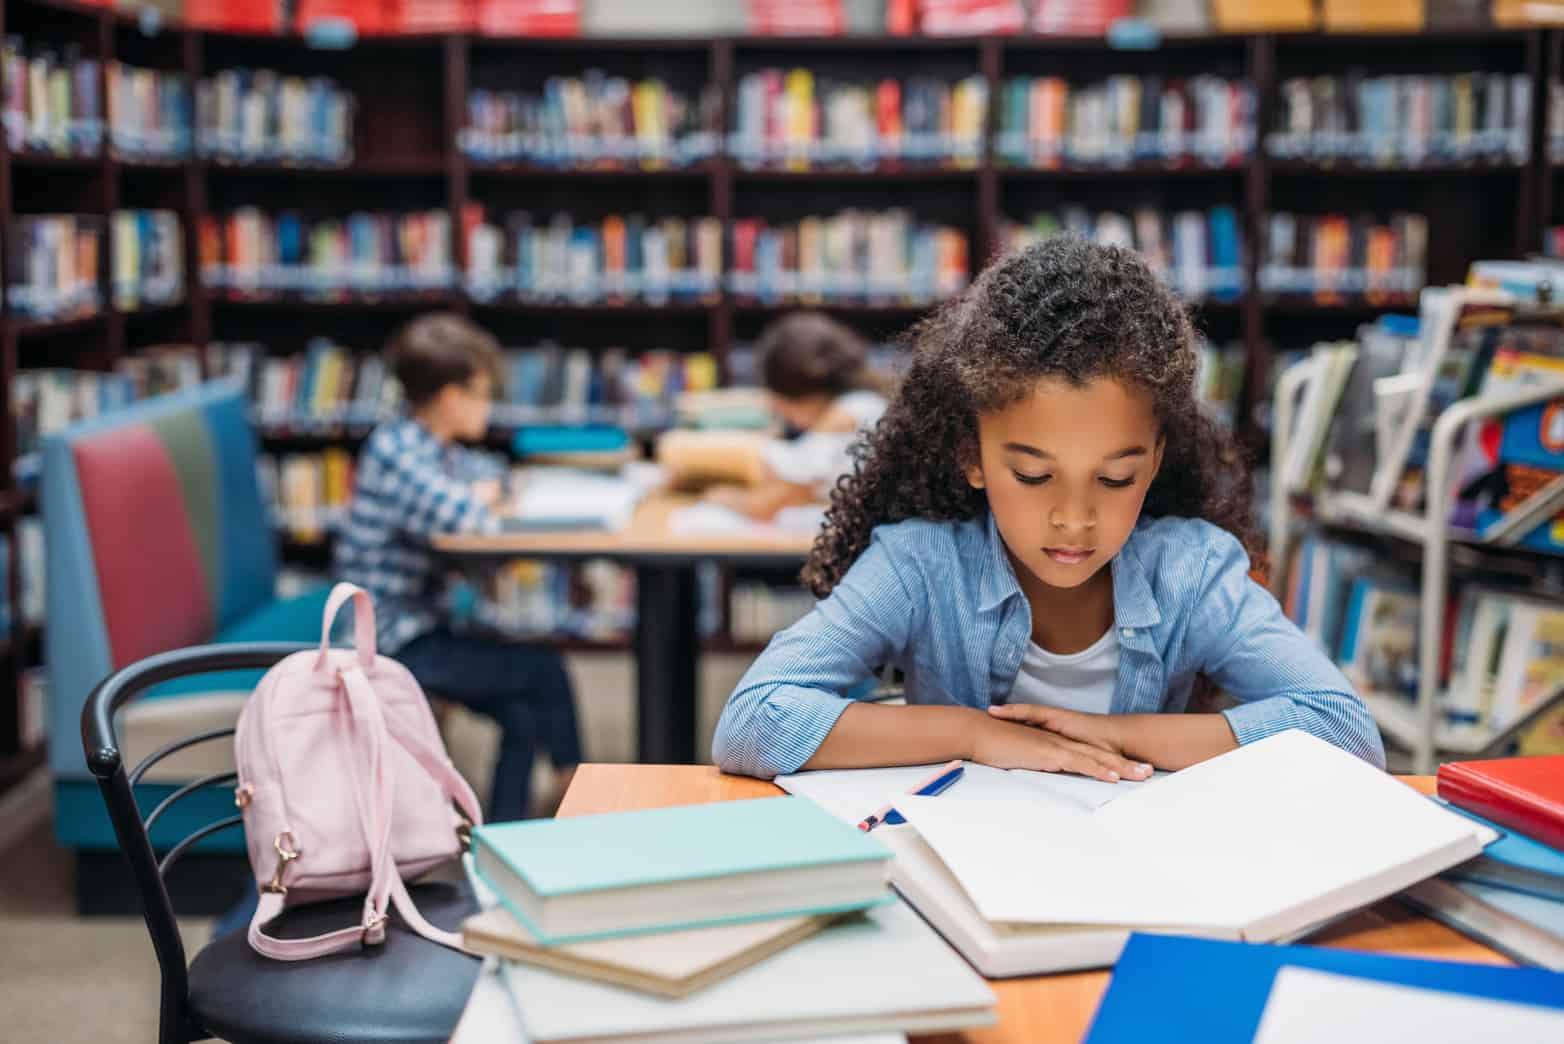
1438;756;1564;852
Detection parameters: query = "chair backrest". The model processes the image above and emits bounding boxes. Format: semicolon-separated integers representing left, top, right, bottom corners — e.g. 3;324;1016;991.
82;642;308;1044
43;381;278;780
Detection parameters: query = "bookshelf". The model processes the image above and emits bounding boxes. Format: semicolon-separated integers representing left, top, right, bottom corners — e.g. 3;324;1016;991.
1;5;1561;792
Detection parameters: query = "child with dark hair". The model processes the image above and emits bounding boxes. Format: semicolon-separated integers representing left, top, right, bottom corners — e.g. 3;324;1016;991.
705;311;892;521
335;312;581;820
712;238;1384;781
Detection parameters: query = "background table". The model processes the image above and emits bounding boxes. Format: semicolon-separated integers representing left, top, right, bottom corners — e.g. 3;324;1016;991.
556;765;1511;1044
434;494;813;763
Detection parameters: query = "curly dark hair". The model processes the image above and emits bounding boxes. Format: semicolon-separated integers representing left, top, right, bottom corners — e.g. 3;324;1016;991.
802;235;1258;598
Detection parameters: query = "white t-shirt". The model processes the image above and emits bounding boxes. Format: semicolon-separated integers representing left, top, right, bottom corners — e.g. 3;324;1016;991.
761;389;887;495
1004;627;1119;714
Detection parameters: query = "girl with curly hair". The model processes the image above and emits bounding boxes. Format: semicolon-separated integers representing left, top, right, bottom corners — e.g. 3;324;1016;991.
712;236;1384;782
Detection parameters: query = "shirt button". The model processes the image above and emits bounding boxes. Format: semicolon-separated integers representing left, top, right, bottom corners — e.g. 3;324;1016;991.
1121;628;1135;638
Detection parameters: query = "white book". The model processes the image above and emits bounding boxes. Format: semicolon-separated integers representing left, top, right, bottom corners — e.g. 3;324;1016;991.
500;899;994;1044
781;732;1490;977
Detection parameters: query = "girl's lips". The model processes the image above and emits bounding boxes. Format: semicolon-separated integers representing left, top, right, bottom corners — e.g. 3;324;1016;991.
1044;547;1094;564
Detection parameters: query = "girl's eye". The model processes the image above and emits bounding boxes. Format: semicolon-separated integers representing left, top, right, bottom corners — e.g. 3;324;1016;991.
1012;471;1051;487
1099;476;1136;489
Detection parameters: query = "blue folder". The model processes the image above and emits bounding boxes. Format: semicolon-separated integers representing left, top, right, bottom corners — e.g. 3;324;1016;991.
1084;934;1564;1044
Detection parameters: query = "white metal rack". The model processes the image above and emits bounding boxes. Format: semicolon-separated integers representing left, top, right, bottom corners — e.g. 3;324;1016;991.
1270;358;1564;774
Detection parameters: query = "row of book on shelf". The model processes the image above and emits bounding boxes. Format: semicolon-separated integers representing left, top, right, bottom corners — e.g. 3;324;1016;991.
200;209;454;296
11;347;203;459
730;70;987;169
5;210;183;321
1285;532;1564;756
994;75;1253;169
1269;73;1532;166
3;43;353;166
460;76;720;168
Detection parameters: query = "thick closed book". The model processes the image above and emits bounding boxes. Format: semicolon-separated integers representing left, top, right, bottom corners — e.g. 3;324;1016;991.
1401;875;1564;970
460;905;839;998
1084;932;1564;1043
1439;755;1564;851
471;796;892;945
500;899;996;1044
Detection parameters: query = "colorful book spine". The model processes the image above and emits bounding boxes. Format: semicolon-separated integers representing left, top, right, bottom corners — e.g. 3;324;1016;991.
0;36;101;157
111;210;184;311
731;70;987;169
996;75;1254;169
197;68;355;166
998;206;1244;304
10;351;200;460
108;61;192;161
461;76;720;168
1270;73;1531;166
1261;211;1427;302
727;211;968;306
5;215;103;321
201;209;454;297
465;210;722;305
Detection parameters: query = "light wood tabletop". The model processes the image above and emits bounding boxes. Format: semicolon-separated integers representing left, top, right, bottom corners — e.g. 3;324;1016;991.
433;492;817;561
556;765;1511;1044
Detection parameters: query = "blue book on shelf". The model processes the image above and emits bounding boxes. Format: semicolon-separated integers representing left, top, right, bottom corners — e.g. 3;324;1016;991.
512;426;629;457
1084;933;1564;1044
1441;801;1564;901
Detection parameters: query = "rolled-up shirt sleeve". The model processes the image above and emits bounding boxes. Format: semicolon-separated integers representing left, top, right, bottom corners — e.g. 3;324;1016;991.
1192;530;1387;769
712;530;922;778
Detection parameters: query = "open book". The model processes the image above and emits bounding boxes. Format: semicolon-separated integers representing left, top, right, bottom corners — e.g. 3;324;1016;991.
779;731;1493;977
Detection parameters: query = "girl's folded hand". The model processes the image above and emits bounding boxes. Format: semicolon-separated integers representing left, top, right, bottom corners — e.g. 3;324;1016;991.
969;711;1148;783
986;705;1154;780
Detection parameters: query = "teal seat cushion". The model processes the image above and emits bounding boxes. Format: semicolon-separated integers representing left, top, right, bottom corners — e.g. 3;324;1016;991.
147;585;331;701
56;778;245;852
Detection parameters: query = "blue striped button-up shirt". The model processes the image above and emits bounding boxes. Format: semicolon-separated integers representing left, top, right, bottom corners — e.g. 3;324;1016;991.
712;512;1386;778
333;418;500;653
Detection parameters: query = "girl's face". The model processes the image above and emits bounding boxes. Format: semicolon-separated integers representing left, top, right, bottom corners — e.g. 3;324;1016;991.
964;376;1163;592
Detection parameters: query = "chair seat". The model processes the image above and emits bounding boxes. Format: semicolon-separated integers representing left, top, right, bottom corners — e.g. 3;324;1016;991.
188;881;482;1044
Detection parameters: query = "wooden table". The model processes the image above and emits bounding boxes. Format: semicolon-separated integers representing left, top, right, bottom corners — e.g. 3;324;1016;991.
434;494;814;763
557;765;1512;1044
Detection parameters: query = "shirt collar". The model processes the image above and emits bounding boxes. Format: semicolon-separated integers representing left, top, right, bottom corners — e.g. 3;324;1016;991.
976;511;1162;630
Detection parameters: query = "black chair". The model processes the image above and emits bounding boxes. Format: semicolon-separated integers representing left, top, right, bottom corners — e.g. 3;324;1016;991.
83;642;482;1044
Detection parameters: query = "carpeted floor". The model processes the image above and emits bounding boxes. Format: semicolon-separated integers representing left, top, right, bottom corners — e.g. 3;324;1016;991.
0;653;746;1043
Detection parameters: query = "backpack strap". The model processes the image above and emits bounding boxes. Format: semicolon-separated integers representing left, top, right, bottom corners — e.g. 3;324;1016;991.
247;666;472;960
315;582;377;672
383;701;484;829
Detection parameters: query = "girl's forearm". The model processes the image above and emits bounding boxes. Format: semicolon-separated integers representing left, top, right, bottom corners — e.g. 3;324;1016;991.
802;702;978;769
1111;713;1238;770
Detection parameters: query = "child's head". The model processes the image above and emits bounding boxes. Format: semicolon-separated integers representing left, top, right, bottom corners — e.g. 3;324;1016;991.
804;236;1254;598
757;311;875;431
390;312;499;442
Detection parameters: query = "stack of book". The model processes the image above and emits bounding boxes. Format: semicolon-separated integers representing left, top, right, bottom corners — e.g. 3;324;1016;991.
107;62;191;162
463;797;996;1042
731;70;988;170
996;207;1245;305
1268;73;1532;167
200;208;455;297
258;448;355;545
994;75;1254;169
1403;756;1564;968
461;76;720;168
5;215;102;322
1260;212;1428;302
1;37;101;157
196;68;355;167
727;211;969;306
464;209;722;306
111;209;184;311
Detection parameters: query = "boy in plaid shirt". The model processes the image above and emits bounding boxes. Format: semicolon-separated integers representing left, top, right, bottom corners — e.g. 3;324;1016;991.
335;313;580;819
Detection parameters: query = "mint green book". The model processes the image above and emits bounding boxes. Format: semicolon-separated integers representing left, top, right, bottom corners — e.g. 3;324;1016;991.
471;797;893;946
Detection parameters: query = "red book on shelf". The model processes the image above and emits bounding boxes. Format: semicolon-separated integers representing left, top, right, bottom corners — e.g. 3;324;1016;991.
748;0;844;35
475;0;578;36
185;0;286;32
1438;756;1564;851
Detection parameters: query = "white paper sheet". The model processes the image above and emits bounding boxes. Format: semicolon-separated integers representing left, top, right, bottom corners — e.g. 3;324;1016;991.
1253;966;1564;1044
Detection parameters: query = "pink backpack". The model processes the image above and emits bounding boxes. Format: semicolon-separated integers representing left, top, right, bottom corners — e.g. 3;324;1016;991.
234;583;484;960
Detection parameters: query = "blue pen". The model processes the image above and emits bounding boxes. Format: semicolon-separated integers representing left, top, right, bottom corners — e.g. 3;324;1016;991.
856;760;965;832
